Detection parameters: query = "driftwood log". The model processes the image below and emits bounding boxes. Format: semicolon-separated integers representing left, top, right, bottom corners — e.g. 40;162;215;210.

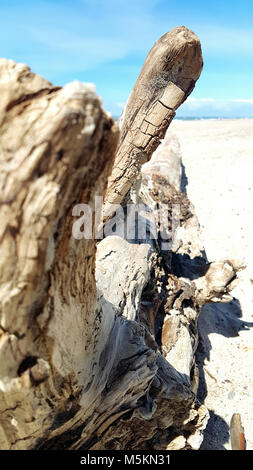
104;26;203;219
0;27;244;450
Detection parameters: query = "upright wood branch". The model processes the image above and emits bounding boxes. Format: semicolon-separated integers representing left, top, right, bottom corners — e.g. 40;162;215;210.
104;26;203;218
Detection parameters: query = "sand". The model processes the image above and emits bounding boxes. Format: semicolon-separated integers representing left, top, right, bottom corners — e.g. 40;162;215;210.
170;118;253;450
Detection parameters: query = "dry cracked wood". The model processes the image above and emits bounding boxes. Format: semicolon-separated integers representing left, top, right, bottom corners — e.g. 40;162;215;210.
0;59;119;449
136;132;244;379
104;26;203;219
0;57;207;451
95;132;244;450
0;29;243;451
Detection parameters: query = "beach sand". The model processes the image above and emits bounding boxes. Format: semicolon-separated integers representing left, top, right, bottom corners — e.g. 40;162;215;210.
170;118;253;450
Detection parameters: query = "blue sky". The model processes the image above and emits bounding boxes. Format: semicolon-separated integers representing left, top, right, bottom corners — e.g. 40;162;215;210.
1;0;253;117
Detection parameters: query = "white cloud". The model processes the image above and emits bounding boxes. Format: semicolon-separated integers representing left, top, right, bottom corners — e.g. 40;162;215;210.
185;97;253;106
177;97;253;118
231;99;253;103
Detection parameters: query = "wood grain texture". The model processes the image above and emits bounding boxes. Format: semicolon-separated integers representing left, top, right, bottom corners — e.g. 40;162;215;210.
0;59;119;449
0;32;243;451
104;26;203;219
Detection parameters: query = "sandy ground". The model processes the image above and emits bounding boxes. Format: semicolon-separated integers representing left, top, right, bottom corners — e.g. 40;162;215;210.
170;118;253;450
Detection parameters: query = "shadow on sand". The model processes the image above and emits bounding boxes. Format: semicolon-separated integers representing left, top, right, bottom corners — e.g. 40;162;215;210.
196;298;253;449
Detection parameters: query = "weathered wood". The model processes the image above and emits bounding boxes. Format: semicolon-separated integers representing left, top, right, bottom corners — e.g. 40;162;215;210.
0;59;119;449
104;26;203;219
95;131;243;450
0;29;243;451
